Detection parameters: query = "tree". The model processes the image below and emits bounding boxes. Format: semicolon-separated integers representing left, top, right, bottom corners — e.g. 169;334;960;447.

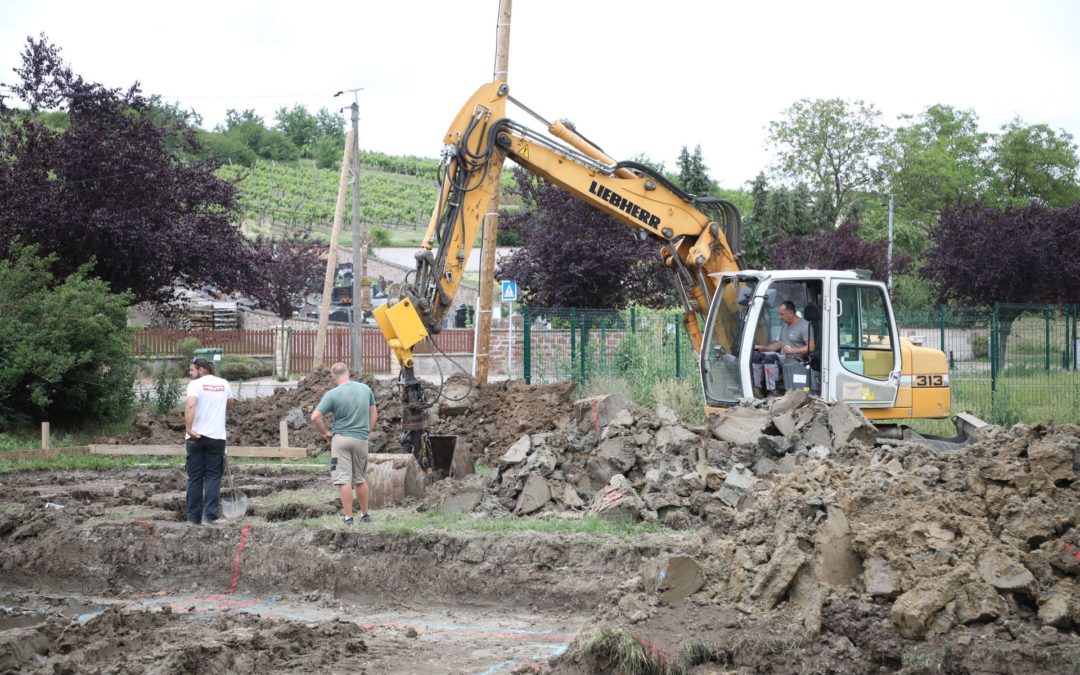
248;230;324;324
987;119;1080;207
0;243;135;428
496;169;673;308
767;98;890;226
676;144;712;196
923;202;1080;364
275;104;319;155
0;36;256;302
888;105;989;253
742;173;822;268
766;220;907;282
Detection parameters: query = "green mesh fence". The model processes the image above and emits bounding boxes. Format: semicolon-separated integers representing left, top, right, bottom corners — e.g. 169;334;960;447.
523;304;1079;425
894;304;1079;425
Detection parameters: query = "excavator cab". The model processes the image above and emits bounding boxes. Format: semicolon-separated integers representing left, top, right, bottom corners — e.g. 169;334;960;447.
701;270;910;416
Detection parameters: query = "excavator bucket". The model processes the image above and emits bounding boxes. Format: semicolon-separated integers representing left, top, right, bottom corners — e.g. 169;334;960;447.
876;412;993;452
365;453;427;508
429;435;457;479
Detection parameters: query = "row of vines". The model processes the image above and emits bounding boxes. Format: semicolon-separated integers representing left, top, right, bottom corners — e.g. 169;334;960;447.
218;158;517;234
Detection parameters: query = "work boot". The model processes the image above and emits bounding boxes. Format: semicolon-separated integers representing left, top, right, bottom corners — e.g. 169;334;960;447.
752;387;766;399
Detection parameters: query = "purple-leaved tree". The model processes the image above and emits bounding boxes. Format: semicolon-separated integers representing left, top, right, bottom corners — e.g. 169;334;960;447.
923;202;1080;365
0;35;255;302
496;169;674;309
248;230;324;325
765;220;909;281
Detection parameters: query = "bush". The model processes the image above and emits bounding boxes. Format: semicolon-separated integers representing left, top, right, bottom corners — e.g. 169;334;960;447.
369;225;392;248
971;335;989;360
0;244;135;428
176;337;202;364
218;355;272;381
152;366;184;414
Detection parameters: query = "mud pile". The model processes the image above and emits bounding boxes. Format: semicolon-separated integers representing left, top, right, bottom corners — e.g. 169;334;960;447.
115;369;574;458
428;389;1080;667
0;603;369;674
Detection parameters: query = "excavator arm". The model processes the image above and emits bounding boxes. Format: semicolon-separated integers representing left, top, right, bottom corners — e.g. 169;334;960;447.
374;82;743;465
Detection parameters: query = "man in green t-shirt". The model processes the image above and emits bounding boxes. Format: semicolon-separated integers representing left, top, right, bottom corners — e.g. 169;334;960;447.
311;363;378;524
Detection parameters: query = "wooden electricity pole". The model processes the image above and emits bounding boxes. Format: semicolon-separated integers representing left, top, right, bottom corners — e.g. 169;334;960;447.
475;0;512;384
313;127;356;370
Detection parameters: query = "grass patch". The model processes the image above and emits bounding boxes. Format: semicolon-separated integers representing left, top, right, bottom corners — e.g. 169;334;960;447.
578;627;683;675
474;463;493;475
679;638;723;667
0;454;183;473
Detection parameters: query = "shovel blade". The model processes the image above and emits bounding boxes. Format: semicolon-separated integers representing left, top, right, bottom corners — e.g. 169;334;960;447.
221;491;248;519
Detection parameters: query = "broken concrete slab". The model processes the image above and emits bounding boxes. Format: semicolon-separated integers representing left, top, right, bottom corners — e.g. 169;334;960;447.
954;580;1007;624
588;474;644;523
655;405;678;425
978;549;1036;593
828;402;877;446
814;505;862;587
655;425;701;456
500;435;530;465
772;412;796;438
514;474;551;515
749;536;807;609
440;488;484;515
863;558;899;598
646;555;706;605
891;578;956;639
768;390;808;417
596;437;635;473
574;394;628;434
710;407;771;445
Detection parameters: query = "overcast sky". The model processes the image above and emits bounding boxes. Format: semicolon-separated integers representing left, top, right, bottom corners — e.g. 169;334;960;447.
3;0;1078;187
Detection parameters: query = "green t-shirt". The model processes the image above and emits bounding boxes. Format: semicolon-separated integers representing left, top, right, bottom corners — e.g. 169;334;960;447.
315;381;376;440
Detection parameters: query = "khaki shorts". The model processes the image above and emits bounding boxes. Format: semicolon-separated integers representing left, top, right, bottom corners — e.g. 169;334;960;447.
330;436;368;485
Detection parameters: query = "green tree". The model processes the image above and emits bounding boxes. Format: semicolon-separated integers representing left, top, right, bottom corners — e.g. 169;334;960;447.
987;118;1080;207
766;98;889;226
676;144;712;196
0;244;135;428
275;104;319;155
888;105;988;254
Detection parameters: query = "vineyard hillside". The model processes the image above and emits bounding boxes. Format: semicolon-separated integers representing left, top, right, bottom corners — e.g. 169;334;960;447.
219;153;518;246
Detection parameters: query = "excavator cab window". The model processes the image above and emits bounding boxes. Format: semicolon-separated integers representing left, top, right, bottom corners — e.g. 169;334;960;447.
836;284;893;381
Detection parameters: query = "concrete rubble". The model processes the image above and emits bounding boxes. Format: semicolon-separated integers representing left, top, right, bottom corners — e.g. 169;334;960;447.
433;388;1080;645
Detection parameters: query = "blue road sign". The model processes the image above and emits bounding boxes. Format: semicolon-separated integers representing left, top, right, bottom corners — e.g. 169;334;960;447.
501;280;518;302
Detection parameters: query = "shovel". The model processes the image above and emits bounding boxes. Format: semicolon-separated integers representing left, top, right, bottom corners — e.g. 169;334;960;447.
220;456;248;520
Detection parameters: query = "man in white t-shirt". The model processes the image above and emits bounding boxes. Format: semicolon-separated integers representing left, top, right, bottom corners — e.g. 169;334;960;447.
184;357;236;524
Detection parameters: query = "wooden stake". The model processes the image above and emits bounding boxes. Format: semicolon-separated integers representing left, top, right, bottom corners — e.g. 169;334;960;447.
41;422;50;451
476;0;513;384
313;127;356;370
280;420;289;449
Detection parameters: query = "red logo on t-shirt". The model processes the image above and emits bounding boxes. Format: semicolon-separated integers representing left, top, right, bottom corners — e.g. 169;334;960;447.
202;384;225;392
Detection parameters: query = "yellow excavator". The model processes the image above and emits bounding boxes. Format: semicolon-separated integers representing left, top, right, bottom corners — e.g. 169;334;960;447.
374;82;981;466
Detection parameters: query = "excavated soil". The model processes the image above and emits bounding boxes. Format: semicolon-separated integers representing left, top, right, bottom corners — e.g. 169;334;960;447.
5;369;1080;673
116;369;575;460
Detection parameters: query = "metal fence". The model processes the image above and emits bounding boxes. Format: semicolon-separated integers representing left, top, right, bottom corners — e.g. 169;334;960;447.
894;303;1079;424
522;307;696;385
522;304;1080;425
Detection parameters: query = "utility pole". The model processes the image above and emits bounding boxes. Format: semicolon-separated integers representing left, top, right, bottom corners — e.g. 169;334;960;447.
343;90;366;375
475;0;512;384
313;127;356;370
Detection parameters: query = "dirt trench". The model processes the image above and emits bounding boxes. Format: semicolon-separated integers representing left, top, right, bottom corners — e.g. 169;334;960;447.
8;370;1080;672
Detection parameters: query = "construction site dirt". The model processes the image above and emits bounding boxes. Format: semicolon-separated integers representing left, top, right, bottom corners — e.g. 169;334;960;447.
3;368;1079;673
